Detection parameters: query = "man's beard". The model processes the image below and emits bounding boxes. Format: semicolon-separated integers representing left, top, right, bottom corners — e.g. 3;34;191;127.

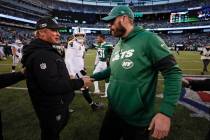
111;22;126;37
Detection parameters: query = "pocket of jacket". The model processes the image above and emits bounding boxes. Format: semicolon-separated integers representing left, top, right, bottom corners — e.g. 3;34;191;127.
108;80;145;117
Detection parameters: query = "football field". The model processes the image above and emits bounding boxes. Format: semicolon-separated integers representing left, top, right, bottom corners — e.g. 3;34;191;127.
0;50;209;140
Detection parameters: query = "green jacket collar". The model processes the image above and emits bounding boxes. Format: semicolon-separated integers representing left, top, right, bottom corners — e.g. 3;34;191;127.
121;26;144;42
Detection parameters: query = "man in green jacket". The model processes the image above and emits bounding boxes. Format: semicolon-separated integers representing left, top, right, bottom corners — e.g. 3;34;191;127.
91;6;182;140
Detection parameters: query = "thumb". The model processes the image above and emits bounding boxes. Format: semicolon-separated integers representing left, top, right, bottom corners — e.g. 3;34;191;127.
148;118;155;131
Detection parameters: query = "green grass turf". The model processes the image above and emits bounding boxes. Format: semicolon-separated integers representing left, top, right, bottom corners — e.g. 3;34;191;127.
0;50;209;140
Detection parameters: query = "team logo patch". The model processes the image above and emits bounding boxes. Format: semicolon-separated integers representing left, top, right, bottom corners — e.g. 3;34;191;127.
121;59;134;69
56;114;62;121
40;63;47;70
40;23;47;28
52;18;58;24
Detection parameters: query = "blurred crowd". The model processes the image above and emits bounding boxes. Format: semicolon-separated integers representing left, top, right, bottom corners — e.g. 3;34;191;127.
59;20;210;29
0;24;209;61
50;0;210;14
160;33;209;50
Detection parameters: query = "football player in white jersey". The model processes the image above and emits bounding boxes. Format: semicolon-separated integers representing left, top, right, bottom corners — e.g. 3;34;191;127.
65;27;104;111
11;39;23;72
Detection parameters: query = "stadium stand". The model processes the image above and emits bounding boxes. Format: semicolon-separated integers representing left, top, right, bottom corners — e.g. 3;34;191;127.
0;0;209;50
48;0;210;14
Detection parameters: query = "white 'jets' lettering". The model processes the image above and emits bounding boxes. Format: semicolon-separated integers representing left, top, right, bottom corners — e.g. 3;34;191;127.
124;49;134;58
112;49;135;61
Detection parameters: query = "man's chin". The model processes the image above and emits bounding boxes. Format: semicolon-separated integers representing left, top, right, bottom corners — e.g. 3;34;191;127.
113;33;122;37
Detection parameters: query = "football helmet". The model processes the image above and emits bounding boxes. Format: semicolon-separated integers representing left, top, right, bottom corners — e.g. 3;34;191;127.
15;39;23;47
73;27;86;43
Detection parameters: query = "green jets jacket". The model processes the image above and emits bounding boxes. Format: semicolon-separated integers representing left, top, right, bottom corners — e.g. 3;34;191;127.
91;26;182;127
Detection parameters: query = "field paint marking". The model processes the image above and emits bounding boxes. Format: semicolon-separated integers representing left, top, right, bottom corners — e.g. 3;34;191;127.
179;60;202;63
4;87;98;95
0;64;12;66
86;54;95;56
5;74;210;90
6;87;27;90
0;64;203;71
182;69;201;70
1;78;167;90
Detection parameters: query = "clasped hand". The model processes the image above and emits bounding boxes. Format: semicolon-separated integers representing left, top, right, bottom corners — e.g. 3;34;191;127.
82;76;94;87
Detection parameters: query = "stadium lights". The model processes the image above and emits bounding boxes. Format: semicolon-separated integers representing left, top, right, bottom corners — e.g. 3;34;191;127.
0;14;36;24
70;25;210;33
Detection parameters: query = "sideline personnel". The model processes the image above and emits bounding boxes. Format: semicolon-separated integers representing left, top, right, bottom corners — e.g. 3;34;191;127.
21;17;92;140
91;6;182;140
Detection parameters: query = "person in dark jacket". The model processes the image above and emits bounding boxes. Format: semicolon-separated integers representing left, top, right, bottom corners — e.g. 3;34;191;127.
21;17;93;140
0;71;25;140
0;72;25;89
182;78;210;140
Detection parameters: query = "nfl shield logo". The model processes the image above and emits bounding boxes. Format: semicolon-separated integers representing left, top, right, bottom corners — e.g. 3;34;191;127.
40;63;47;70
56;114;62;121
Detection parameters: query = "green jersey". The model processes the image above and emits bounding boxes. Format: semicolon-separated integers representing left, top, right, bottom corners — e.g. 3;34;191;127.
95;42;113;62
92;26;182;127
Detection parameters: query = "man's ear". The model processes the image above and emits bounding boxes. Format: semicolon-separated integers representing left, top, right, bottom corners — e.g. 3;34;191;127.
37;29;46;37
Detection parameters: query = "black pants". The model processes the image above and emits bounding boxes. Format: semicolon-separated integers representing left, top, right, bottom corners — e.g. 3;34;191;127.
82;88;92;104
99;109;149;140
203;59;210;72
34;105;69;140
0;112;3;140
206;129;210;140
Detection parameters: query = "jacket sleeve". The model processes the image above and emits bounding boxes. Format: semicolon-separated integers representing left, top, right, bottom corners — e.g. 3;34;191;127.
153;55;182;118
91;67;111;81
31;51;84;95
159;64;182;117
147;33;182;117
0;72;25;89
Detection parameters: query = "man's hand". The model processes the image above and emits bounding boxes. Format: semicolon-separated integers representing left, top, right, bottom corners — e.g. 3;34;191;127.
82;76;94;87
148;113;171;139
182;78;190;87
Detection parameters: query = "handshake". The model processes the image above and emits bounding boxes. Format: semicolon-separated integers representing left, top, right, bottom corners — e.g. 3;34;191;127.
81;76;95;88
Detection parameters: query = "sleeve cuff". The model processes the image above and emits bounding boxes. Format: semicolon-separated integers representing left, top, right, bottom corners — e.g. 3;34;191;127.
70;79;84;90
159;102;176;117
14;72;25;80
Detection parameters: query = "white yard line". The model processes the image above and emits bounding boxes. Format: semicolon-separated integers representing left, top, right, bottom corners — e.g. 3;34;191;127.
6;87;27;90
182;69;201;71
178;61;200;63
0;64;202;71
0;64;12;66
5;75;210;90
86;53;96;56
